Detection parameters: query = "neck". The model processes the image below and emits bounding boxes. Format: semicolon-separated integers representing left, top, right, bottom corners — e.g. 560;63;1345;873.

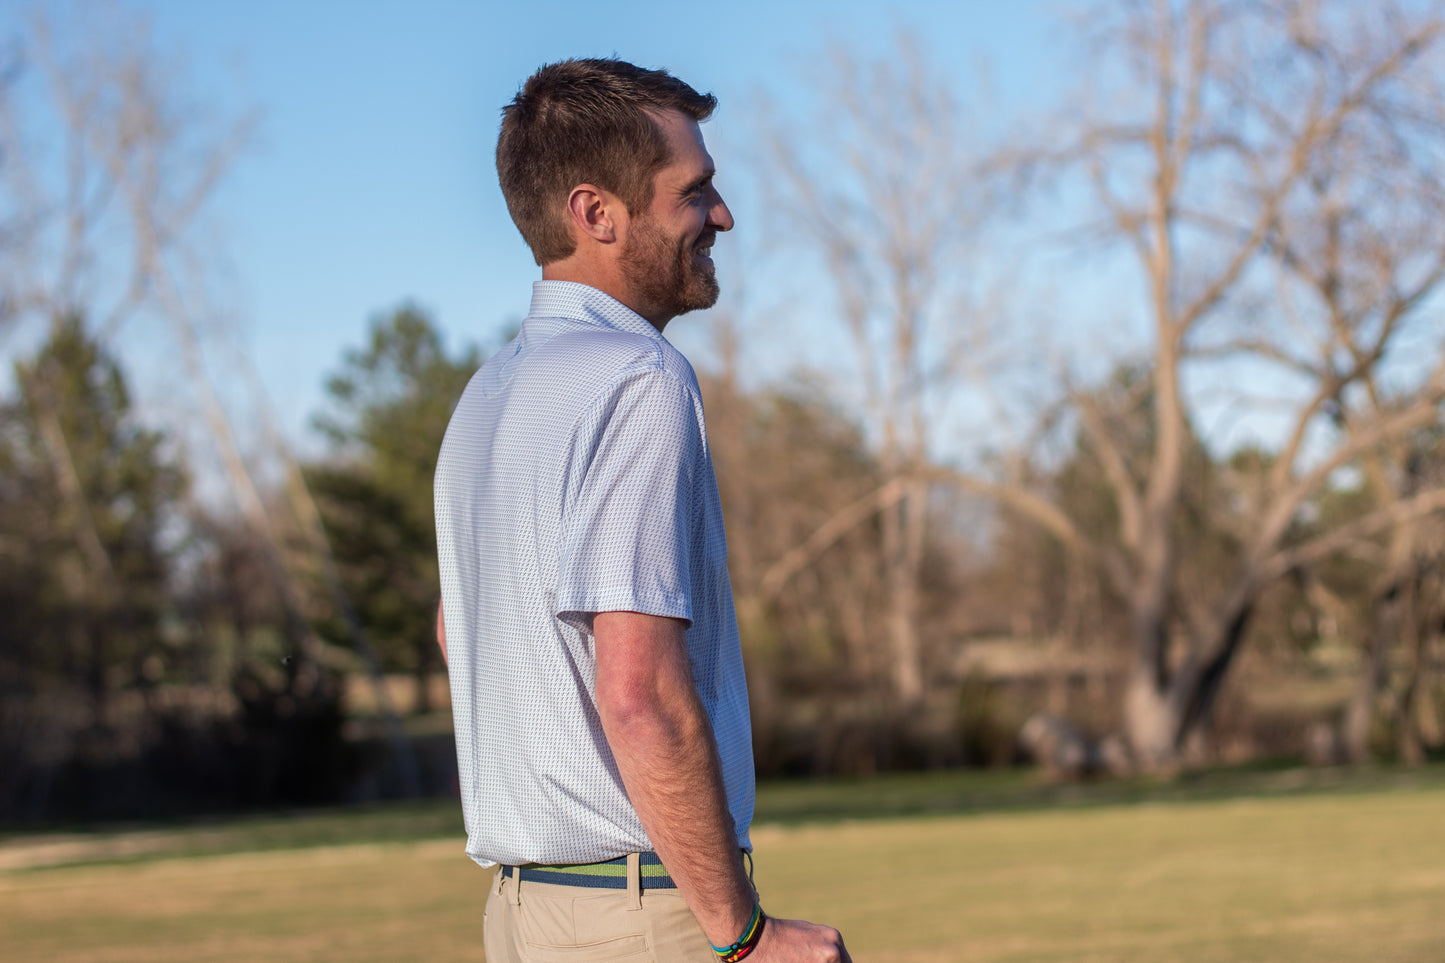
541;262;670;331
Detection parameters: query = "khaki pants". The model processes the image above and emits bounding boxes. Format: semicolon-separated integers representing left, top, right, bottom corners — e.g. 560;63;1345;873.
483;857;716;962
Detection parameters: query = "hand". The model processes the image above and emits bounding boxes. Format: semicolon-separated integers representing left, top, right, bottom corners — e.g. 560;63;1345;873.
751;916;851;962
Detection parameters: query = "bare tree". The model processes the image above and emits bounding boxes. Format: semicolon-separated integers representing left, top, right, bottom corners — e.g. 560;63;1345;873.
991;0;1445;769
1253;41;1445;763
0;7;329;671
0;6;248;616
0;6;420;791
756;35;997;706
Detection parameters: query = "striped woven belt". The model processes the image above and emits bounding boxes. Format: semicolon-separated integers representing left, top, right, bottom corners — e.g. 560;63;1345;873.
502;852;676;890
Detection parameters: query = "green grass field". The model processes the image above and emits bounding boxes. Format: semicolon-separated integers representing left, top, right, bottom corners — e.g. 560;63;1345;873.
4;769;1444;961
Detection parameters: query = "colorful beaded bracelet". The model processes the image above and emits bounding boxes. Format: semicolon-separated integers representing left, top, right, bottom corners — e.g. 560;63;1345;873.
712;903;766;962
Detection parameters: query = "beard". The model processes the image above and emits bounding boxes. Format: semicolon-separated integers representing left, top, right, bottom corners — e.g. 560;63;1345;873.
620;214;719;322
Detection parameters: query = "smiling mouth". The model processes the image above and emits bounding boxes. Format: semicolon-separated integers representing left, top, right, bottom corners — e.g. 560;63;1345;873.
694;235;716;268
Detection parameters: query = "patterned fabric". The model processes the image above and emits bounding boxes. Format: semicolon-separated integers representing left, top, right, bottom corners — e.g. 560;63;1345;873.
435;280;755;868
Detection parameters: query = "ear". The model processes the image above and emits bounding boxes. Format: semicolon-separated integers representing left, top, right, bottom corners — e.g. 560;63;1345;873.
566;184;623;244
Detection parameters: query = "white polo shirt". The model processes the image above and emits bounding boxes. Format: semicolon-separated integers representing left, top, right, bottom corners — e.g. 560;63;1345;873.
435;280;754;868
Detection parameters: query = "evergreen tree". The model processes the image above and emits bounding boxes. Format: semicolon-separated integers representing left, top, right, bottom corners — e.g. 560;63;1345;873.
0;317;186;809
309;304;481;711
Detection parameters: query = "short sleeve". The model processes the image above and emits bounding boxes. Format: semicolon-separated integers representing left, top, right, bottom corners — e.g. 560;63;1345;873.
556;369;701;629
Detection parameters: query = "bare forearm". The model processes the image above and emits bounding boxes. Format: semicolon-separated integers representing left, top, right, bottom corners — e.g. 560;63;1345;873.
595;611;851;962
602;685;754;942
594;613;754;946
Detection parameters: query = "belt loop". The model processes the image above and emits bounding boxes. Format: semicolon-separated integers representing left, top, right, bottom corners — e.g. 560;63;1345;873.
626;852;642;911
508;865;522;906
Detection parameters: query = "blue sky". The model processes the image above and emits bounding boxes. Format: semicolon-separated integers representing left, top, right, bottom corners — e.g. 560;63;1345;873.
32;0;1065;455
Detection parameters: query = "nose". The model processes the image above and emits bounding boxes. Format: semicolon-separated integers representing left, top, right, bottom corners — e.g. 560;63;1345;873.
707;186;734;233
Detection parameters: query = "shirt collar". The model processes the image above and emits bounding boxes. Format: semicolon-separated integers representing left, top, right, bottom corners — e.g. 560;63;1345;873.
528;280;667;344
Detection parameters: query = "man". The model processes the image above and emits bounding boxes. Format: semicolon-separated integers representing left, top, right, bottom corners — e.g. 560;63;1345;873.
434;59;851;962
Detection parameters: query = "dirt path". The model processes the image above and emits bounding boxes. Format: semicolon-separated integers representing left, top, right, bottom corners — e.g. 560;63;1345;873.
0;830;211;871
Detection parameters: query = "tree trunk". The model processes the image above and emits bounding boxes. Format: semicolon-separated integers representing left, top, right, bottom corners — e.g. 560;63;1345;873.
1395;588;1428;765
1122;559;1177;769
1345;589;1399;763
1123;600;1256;771
1123;664;1180;771
883;483;926;706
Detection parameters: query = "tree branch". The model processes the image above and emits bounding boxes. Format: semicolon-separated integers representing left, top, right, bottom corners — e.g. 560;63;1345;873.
756;477;908;603
1255;372;1445;554
1262;487;1445;581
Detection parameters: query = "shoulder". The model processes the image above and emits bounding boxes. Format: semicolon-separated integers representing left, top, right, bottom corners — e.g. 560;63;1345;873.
532;328;701;420
548;326;697;390
564;351;708;477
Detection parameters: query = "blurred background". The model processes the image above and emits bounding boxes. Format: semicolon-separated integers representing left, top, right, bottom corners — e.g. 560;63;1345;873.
3;0;1445;828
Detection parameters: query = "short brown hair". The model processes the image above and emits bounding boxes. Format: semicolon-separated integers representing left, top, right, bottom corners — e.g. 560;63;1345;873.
497;59;717;266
